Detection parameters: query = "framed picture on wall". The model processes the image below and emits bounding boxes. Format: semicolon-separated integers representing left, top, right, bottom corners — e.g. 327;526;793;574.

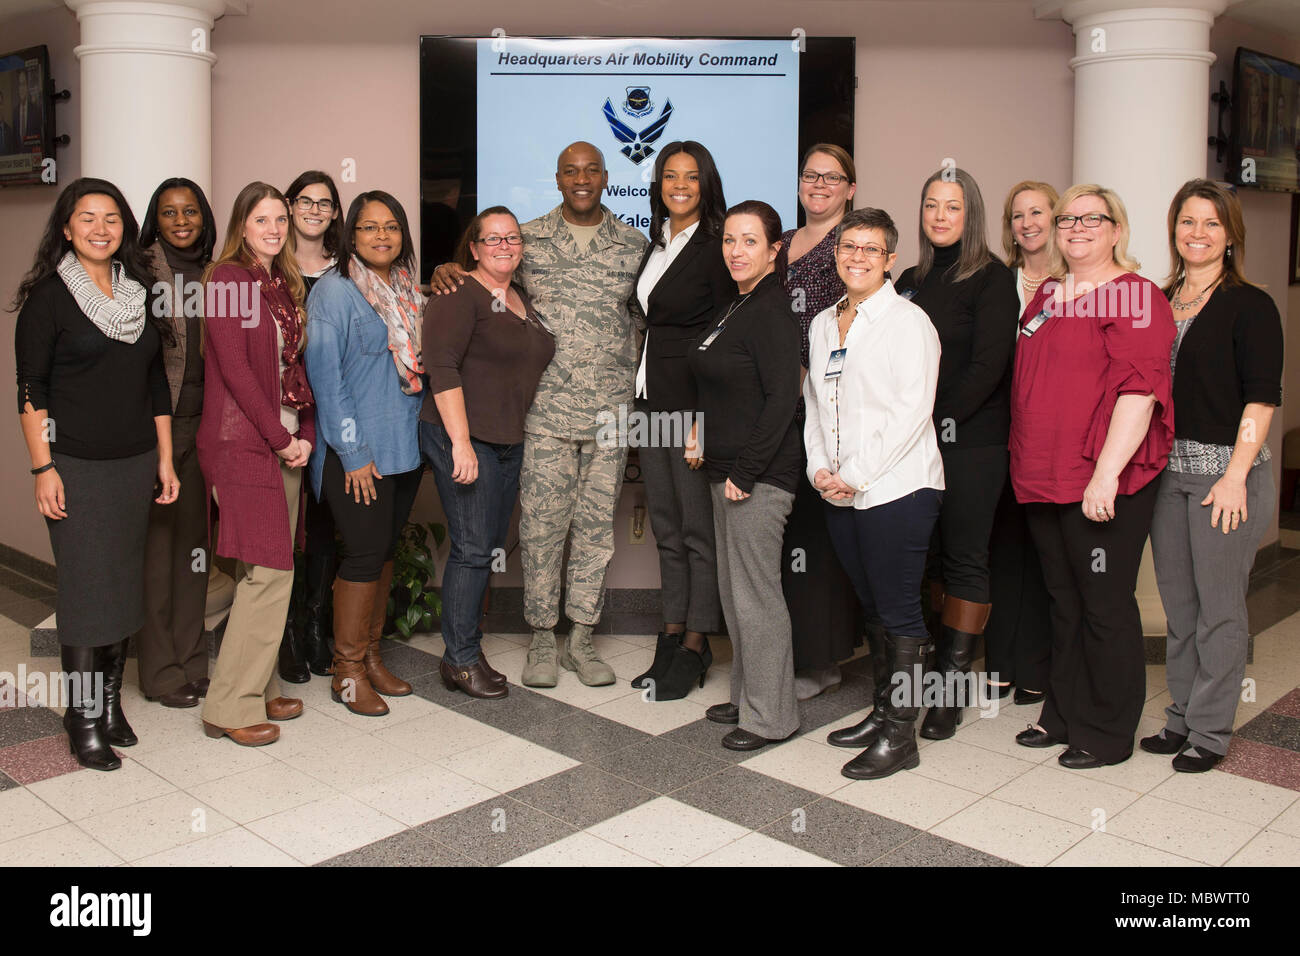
1293;193;1300;284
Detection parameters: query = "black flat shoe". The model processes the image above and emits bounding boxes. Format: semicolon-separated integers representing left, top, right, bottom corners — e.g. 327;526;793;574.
1139;729;1187;755
1015;725;1063;749
706;702;739;724
721;727;794;752
1172;747;1222;773
1013;688;1045;706
631;631;680;690
827;710;888;749
1059;747;1114;769
986;681;1013;700
147;685;200;708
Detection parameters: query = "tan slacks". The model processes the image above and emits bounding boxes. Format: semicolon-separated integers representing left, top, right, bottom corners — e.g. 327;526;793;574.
201;464;300;729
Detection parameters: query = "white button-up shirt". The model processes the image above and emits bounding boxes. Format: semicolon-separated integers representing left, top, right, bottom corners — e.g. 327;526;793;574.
803;279;944;509
635;220;700;399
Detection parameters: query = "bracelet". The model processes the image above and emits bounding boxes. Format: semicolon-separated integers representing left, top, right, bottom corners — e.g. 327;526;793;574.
31;461;56;475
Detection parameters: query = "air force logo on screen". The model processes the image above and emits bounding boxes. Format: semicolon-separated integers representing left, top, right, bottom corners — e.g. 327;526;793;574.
603;89;674;165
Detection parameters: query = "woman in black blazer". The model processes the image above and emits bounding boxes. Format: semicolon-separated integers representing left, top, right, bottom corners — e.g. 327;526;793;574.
629;141;736;700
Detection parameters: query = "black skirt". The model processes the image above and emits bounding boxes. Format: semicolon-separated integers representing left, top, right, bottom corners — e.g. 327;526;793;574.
48;449;156;647
781;459;863;670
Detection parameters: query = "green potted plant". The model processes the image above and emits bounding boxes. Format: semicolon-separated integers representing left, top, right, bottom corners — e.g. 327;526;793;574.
387;520;446;638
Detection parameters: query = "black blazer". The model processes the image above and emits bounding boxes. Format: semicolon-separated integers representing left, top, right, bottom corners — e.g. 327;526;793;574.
632;226;736;412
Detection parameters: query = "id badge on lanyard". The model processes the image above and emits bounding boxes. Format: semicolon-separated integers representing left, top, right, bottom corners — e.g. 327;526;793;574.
825;348;847;380
1020;308;1050;338
698;323;725;350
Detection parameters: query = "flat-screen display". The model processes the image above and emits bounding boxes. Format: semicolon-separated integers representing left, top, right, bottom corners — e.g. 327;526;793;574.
419;35;854;281
1229;47;1300;193
0;45;54;188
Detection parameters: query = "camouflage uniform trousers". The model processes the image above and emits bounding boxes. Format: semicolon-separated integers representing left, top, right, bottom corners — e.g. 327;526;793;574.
520;432;628;630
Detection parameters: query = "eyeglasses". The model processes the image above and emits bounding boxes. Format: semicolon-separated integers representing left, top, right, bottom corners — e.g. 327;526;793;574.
801;170;849;186
1055;213;1115;229
295;197;336;213
355;222;400;235
476;235;523;247
837;241;889;259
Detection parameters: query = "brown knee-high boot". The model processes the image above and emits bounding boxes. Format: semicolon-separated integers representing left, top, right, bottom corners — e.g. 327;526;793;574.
364;560;412;697
331;578;388;716
920;596;991;740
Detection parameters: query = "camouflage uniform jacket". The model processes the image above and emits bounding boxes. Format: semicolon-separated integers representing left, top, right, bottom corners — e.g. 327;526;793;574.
518;205;648;440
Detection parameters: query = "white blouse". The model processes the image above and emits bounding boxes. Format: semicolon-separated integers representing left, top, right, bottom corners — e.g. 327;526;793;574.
802;279;944;509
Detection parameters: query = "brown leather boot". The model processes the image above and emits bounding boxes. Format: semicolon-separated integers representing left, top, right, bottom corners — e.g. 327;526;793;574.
440;658;508;699
331;578;389;717
364;560;412;697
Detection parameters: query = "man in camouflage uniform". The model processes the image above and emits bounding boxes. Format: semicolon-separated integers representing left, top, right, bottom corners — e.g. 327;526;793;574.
433;142;646;687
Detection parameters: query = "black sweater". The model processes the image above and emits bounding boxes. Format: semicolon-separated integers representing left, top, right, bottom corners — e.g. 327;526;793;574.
687;272;802;493
896;243;1018;449
15;274;170;460
1172;282;1283;445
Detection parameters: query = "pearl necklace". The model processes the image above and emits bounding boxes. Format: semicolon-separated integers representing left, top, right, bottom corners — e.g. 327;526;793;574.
1021;270;1048;298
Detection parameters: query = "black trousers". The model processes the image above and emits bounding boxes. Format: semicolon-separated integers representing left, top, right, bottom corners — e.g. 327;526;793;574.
930;444;1007;603
1026;479;1158;764
984;479;1051;689
320;447;423;582
302;485;336;558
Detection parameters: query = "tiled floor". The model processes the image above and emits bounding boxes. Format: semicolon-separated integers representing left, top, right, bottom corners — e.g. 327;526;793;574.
1;559;1299;868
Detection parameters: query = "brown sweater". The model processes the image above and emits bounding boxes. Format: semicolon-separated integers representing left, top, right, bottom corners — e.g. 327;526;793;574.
420;278;556;444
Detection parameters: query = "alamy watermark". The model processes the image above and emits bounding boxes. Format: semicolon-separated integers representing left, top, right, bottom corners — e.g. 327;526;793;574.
1;666;103;716
596;404;703;452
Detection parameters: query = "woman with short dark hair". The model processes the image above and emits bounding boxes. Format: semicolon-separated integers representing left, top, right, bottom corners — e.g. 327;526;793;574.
13;177;179;769
688;200;802;752
306;190;425;716
1146;179;1281;772
421;206;555;698
134;177;217;709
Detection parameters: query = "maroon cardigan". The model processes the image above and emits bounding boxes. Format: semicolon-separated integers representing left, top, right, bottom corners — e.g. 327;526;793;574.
197;261;315;570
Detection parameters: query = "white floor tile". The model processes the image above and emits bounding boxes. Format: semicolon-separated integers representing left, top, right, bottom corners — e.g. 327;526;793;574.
319;688;442;730
1049;831;1205;867
1106;794;1260;866
833;768;981;830
435;735;578;793
0;822;123;867
502;831;659;867
930;796;1090;867
908;738;1038;795
186;761;335;824
279;734;429;793
76;791;236;862
992;764;1143;828
245;792;405;865
123;735;275;789
132;826;302;866
371;708;509;762
1149;769;1298;828
351;764;495;826
690;831;840;867
738;737;854;796
1224;828;1300;867
1267;798;1300;838
27;758;175;820
588;796;750;866
589;691;707;735
0;786;67;843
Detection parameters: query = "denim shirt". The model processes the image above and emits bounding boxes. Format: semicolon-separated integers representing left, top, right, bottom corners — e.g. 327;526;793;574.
305;270;422;498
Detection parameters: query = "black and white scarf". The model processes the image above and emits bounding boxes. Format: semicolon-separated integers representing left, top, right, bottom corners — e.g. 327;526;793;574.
56;251;147;343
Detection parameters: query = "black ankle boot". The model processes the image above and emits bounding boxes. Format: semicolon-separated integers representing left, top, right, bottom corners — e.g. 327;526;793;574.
648;638;712;701
841;634;928;781
828;629;893;748
60;645;120;772
97;639;137;747
632;631;680;689
920;624;980;741
302;553;336;676
278;615;310;684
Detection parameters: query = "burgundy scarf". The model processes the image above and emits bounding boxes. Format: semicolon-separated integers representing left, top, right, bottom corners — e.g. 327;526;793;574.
249;259;313;411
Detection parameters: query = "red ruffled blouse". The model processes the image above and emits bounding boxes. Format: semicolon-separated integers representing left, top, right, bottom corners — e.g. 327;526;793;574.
1010;273;1175;505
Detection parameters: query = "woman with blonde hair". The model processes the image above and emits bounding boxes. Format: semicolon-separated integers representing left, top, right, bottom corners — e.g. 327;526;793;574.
198;181;315;747
982;180;1059;705
1145;179;1281;772
1010;184;1175;768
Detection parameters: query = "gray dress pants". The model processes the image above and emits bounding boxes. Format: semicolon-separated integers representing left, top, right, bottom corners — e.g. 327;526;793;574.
1150;464;1274;755
712;481;798;740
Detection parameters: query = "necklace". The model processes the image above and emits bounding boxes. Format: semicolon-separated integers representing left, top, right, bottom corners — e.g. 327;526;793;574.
720;291;754;323
1172;276;1220;312
1021;269;1048;298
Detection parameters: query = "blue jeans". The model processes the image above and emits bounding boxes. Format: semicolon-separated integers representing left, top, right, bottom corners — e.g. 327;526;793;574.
420;421;524;667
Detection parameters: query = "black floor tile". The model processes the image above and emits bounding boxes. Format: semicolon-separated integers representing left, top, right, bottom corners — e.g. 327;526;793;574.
505;764;656;829
659;718;782;764
317;828;479;867
870;831;1018;867
0;705;66;748
758;796;920;866
417;795;577;866
671;765;821;831
1235;711;1300;754
0;769;18;792
408;667;475;710
592;736;729;793
454;686;584;736
376;640;441;680
797;675;876;733
0;596;56;629
511;709;652;762
0;568;56;601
